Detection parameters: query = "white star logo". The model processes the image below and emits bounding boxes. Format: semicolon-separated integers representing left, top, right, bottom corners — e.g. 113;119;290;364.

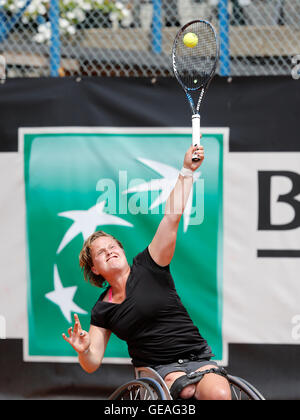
56;200;133;254
45;265;87;323
123;158;201;232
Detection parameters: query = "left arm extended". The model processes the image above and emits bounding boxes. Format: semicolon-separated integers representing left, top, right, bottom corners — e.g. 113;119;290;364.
148;145;204;267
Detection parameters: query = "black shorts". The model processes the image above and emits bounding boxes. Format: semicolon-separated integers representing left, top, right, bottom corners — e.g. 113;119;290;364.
152;357;218;380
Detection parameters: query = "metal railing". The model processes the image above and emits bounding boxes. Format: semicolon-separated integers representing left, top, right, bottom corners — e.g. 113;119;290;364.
0;0;299;78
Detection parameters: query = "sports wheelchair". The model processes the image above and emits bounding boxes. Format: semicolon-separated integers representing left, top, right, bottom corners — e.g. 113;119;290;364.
109;366;265;400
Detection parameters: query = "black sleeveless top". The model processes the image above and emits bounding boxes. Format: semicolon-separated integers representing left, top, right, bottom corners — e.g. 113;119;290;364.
90;247;213;367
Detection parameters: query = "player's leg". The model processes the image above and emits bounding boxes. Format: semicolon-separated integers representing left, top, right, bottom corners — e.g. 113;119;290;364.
194;364;231;400
164;371;196;399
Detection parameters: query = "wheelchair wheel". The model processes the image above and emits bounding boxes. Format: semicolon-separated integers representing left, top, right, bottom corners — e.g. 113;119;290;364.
227;375;265;400
109;379;166;400
138;377;168;400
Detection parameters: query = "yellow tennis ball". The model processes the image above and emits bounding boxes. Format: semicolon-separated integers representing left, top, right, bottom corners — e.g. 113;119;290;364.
183;32;198;48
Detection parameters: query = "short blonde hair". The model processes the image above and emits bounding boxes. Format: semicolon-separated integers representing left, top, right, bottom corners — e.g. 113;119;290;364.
79;231;124;288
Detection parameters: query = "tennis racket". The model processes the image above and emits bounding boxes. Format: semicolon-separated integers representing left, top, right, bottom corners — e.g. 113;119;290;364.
172;20;219;161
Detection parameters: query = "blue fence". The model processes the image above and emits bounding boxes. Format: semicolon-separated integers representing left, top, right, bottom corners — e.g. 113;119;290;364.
0;0;299;77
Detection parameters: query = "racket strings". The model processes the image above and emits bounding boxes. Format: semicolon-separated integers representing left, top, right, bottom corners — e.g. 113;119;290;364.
174;22;218;90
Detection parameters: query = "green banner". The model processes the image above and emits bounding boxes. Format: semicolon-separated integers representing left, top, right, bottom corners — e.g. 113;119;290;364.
23;128;226;362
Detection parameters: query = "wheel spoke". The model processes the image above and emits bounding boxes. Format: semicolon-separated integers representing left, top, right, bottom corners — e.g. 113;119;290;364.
134;388;141;400
231;385;239;400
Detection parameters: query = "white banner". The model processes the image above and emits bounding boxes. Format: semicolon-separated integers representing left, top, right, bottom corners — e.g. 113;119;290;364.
0;152;26;339
224;152;300;345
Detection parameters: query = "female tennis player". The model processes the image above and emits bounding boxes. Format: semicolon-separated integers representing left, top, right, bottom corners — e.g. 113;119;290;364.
62;144;231;400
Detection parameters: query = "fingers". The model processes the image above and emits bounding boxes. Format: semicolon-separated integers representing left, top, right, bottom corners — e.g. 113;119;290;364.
62;326;73;343
184;144;204;171
62;333;70;344
73;314;82;335
188;145;204;155
192;145;204;161
62;330;87;346
62;314;83;343
192;145;204;152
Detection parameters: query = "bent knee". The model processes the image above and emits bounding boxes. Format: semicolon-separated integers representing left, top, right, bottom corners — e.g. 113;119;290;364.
196;385;231;401
180;384;196;399
211;386;231;400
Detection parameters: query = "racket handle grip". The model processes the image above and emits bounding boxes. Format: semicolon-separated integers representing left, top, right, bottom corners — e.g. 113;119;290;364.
192;114;201;161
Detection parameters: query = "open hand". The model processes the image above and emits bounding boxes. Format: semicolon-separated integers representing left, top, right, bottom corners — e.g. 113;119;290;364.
62;314;90;354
